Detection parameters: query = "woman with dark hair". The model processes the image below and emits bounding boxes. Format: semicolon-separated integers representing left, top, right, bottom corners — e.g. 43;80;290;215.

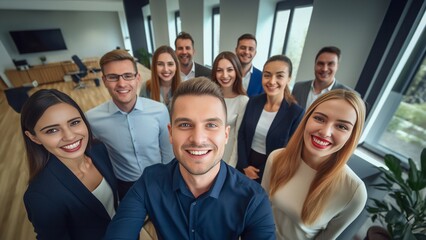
140;45;182;109
261;89;367;239
211;51;249;167
237;55;304;182
21;89;118;239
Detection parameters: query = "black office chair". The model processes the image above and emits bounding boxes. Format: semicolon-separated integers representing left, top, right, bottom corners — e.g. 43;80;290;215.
5;85;33;113
70;55;101;89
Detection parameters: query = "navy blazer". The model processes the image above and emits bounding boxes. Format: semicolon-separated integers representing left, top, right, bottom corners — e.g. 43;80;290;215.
24;142;118;240
236;94;304;171
247;66;264;97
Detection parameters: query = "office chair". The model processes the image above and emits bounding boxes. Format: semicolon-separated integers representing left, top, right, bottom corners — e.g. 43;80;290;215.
12;59;31;70
4;80;38;113
70;55;101;89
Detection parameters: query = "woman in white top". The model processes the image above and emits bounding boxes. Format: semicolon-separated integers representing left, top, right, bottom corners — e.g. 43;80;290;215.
261;89;367;239
211;51;248;167
237;55;304;183
140;45;182;110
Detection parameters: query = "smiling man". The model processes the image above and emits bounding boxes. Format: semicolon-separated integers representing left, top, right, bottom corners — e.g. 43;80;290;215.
86;49;173;200
292;46;351;109
235;33;264;97
175;32;212;80
104;77;275;240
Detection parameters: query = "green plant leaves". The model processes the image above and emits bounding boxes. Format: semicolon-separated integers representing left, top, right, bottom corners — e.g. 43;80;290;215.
367;148;426;239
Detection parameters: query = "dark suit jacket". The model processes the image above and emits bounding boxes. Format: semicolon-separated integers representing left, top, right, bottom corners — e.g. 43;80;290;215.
292;79;351;109
247;66;264;97
194;62;212;79
24;142;118;240
236;94;304;171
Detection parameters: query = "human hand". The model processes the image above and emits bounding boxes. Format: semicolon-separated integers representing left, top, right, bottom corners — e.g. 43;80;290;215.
243;166;260;180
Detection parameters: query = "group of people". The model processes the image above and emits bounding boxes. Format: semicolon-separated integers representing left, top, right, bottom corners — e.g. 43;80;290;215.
20;31;367;240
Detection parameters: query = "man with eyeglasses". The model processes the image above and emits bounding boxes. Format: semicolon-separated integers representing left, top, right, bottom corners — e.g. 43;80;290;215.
86;49;174;200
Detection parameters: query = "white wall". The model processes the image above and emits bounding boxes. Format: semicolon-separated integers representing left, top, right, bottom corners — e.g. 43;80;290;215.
179;0;208;64
0;40;14;87
296;0;391;88
0;10;124;68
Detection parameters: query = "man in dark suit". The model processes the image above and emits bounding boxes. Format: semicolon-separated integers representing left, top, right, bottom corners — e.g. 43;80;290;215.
235;33;264;97
175;31;212;80
292;46;351;109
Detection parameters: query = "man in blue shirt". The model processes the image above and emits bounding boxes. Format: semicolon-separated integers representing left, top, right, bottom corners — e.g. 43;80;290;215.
105;77;275;239
86;49;174;200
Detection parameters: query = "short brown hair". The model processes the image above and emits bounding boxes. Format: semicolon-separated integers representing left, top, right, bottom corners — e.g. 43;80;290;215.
175;31;194;49
99;49;137;74
315;46;341;61
237;33;257;46
170;77;227;121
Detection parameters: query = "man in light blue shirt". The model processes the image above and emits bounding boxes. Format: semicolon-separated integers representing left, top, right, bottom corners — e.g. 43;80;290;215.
86;49;174;200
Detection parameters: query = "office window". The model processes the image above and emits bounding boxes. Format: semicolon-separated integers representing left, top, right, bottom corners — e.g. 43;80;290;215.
361;3;426;166
269;0;313;81
175;11;181;36
147;15;155;53
212;7;220;63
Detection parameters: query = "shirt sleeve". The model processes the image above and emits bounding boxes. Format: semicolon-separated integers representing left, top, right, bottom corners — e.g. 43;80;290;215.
315;182;367;239
104;177;148;239
24;191;72;240
240;191;276;240
158;107;174;164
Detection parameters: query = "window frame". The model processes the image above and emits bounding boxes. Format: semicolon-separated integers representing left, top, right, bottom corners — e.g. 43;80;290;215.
268;0;313;57
175;11;181;37
356;0;426;165
212;6;220;64
147;15;155;53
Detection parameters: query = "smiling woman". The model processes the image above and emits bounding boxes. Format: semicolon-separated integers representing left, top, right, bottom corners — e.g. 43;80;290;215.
236;55;304;183
20;89;118;239
261;89;367;240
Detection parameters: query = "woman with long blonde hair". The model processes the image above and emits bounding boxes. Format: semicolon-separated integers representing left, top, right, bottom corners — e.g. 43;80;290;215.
261;89;367;239
140;45;181;109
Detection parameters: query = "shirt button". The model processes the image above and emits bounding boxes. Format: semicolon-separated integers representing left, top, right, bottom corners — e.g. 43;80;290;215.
192;202;197;206
191;229;195;233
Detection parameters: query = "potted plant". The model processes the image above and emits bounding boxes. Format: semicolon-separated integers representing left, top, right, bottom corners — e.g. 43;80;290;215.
39;56;47;65
134;47;152;69
366;148;426;240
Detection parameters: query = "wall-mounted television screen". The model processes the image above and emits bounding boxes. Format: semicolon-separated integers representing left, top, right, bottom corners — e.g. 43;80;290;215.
10;28;67;54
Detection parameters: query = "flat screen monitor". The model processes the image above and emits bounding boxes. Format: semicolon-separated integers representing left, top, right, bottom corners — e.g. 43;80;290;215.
10;28;67;54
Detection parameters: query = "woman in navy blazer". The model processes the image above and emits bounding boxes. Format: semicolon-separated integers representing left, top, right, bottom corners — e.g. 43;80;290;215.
237;55;304;183
21;89;118;240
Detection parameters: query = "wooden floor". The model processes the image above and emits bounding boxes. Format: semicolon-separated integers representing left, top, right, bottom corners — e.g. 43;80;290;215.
0;64;150;240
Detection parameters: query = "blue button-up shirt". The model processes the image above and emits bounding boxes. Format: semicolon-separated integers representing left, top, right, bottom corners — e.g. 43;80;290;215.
86;97;174;181
105;160;276;239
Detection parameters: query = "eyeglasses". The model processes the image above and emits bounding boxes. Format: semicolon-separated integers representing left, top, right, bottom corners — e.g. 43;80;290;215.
104;73;138;82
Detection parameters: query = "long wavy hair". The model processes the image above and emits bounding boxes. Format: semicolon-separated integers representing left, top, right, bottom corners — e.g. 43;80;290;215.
146;45;182;102
20;89;93;183
263;55;297;105
268;89;366;225
211;51;246;96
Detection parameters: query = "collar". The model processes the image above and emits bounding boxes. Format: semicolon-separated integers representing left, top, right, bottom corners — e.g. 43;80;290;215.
172;160;227;199
107;97;143;115
190;60;195;73
310;78;336;93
